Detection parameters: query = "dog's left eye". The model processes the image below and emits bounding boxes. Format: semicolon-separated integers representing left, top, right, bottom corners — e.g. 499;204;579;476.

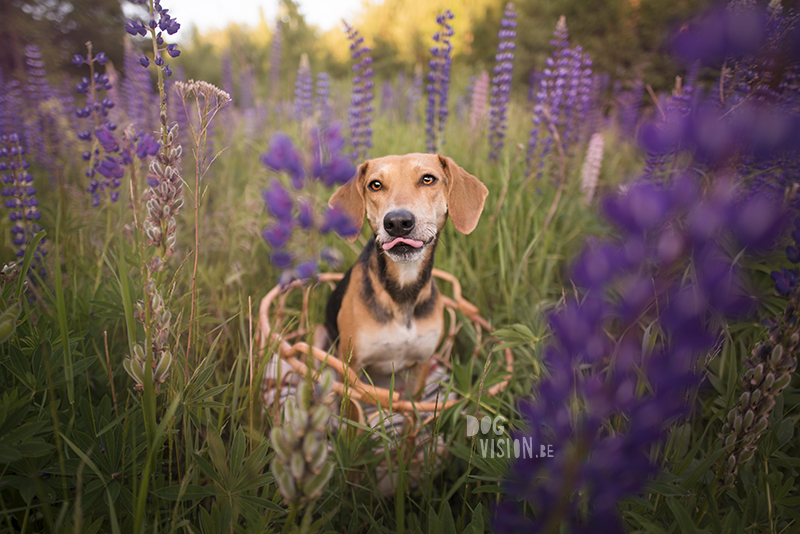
421;175;437;185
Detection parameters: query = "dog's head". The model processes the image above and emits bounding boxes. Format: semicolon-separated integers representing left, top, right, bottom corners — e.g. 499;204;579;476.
329;154;489;262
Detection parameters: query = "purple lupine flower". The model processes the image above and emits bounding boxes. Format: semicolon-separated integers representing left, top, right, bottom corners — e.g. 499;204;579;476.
526;16;595;178
0;134;46;274
75;44;125;206
23;45;57;173
1;79;24;140
315;72;332;132
261;122;357;284
616;78;645;139
488;3;517;162
221;51;235;106
294;54;314;124
425;10;455;153
262;133;305;189
344;21;375;163
497;177;781;531
269;23;283;103
123;0;181;84
122;40;156;134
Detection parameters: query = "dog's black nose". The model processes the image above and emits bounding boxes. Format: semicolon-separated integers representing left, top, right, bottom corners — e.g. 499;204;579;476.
384;210;415;237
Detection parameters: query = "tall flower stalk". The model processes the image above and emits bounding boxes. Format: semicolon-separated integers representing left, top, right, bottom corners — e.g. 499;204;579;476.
294;54;313;125
344;21;374;163
425;10;455;153
488;3;517;162
73;43;124;207
0;134;45;276
174;80;231;366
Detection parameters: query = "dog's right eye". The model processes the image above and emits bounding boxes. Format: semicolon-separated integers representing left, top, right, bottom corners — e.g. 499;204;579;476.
368;180;382;191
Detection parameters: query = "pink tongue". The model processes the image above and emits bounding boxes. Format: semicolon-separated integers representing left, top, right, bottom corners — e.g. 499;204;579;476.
382;237;424;250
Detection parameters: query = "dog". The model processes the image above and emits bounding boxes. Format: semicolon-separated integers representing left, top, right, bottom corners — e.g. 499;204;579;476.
315;153;488;396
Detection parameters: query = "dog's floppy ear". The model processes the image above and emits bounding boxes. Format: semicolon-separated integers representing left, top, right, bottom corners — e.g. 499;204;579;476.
438;155;489;234
329;161;369;242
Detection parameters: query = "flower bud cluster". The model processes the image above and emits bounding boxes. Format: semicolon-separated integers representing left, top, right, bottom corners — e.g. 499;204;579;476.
270;372;335;505
526;16;595;178
124;0;181;79
425;10;455;153
0;134;45;274
488;3;517;162
344;22;374;163
294;54;314;125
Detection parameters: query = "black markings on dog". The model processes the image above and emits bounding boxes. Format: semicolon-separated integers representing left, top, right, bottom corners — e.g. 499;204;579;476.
376;237;438;307
360;237;392;324
325;267;351;343
413;280;438;319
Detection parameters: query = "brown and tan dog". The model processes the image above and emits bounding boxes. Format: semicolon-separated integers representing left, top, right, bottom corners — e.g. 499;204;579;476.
316;153;488;395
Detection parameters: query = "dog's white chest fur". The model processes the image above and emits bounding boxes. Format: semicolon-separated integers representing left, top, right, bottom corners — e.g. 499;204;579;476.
356;319;441;375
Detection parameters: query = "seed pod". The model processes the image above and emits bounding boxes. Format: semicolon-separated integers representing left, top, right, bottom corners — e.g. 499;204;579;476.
763;372;775;391
297;382;311;411
739;391;750;406
0;317;17;343
770;345;784;366
739;448;755;464
301;461;334;501
270;427;292;460
155;350;172;381
310;405;330;429
726;454;736;471
754;416;769;434
773;373;791;391
284;398;297;425
290;451;305;480
733;414;743;434
123;358;144;385
790;333;799;348
309;438;328;472
753;364;764;382
723;473;734;486
743;409;755;430
271;459;297;503
750;389;762;407
744;369;755;382
292;407;308;434
303;431;322;463
725;434;736;448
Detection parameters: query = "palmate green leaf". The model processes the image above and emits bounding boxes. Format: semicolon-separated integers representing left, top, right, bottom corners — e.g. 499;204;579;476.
238;494;285;513
192;453;225;488
230;427;246;478
666;498;699;534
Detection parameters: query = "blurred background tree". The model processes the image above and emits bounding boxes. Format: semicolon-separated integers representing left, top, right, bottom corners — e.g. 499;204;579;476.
1;0;124;77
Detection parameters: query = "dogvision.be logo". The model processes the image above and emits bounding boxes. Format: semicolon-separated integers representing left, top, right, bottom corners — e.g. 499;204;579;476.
466;415;554;460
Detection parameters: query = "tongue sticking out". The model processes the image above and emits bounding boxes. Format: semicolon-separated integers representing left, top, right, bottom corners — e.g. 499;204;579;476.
382;237;424;250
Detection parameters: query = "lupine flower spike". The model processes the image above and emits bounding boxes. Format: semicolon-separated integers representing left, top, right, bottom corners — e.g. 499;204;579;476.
344;21;375;163
425;10;455;153
74;42;127;206
488;3;517;161
0;134;45;276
